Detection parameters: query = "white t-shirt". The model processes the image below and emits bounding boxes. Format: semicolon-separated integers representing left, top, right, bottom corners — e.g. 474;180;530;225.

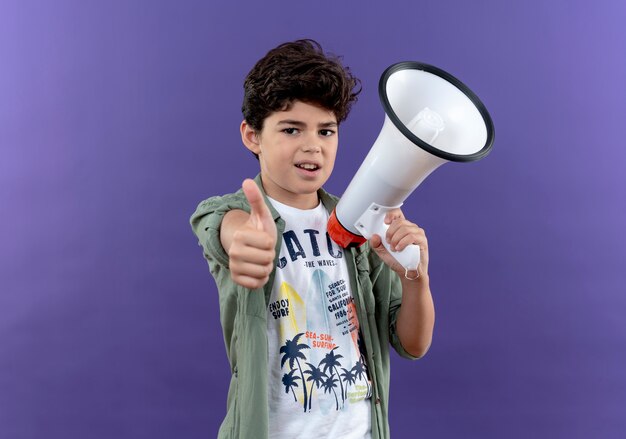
266;197;372;439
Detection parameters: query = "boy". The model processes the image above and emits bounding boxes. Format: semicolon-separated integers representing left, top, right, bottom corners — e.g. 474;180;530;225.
190;40;434;439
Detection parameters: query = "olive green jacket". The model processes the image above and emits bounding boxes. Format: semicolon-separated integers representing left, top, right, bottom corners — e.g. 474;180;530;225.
190;175;417;439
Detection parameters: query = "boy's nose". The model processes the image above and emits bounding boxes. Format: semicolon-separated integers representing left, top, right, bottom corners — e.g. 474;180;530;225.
301;136;322;153
302;143;322;153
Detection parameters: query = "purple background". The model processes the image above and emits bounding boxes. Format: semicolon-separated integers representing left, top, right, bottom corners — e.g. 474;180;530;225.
1;1;625;438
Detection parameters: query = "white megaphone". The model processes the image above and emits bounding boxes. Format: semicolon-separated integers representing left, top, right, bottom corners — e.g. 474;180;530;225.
328;62;495;272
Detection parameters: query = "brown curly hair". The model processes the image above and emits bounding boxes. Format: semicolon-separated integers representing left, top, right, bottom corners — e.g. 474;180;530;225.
242;39;361;134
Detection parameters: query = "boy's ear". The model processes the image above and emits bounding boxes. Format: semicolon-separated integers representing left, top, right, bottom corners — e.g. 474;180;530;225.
240;120;261;155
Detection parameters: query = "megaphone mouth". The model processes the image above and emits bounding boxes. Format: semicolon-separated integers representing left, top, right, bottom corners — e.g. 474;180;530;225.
379;62;495;163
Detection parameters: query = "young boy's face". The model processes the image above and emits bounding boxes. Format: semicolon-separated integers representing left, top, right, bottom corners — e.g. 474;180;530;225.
242;100;338;209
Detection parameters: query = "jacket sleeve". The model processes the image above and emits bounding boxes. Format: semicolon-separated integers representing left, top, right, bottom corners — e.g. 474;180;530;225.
189;191;249;269
189;191;253;374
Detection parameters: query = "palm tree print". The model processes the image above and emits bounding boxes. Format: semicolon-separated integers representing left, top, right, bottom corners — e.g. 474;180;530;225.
303;363;328;411
352;359;371;398
276;334;372;412
322;374;340;410
282;369;300;402
279;333;310;412
340;367;357;399
320;347;345;405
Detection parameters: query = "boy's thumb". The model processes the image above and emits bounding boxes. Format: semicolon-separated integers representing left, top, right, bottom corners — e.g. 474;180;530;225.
369;234;390;259
242;179;271;227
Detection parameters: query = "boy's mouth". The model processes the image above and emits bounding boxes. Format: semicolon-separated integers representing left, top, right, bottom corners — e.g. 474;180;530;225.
295;162;320;171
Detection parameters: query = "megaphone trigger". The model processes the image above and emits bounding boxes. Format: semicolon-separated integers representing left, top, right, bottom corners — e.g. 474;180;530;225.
355;203;421;272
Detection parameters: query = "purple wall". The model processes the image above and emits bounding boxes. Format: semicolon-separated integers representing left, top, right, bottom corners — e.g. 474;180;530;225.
1;1;625;438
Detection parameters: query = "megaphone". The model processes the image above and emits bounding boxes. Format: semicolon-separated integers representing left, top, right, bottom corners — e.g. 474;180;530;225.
328;62;495;272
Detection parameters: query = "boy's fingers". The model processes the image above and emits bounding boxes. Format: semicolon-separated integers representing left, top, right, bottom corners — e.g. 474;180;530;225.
384;209;404;224
232;261;273;279
238;231;275;251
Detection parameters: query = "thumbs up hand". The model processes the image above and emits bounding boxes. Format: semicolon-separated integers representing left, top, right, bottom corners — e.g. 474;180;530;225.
224;179;277;289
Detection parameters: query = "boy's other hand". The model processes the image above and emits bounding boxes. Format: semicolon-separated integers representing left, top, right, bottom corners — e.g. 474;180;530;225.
369;209;429;280
225;179;277;290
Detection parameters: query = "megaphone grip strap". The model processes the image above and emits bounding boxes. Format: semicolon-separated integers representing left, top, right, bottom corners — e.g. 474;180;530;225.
404;268;420;281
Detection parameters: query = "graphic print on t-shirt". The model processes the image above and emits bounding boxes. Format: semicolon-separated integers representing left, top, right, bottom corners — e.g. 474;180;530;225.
273;275;371;413
266;199;372;421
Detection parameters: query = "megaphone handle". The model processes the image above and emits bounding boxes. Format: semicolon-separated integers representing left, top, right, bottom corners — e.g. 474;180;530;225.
354;203;421;272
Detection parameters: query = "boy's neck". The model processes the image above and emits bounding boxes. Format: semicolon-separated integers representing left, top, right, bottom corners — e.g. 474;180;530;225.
263;191;320;210
259;175;320;210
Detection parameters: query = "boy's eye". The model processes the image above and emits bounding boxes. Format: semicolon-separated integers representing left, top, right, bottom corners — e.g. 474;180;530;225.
282;128;299;135
319;129;335;137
